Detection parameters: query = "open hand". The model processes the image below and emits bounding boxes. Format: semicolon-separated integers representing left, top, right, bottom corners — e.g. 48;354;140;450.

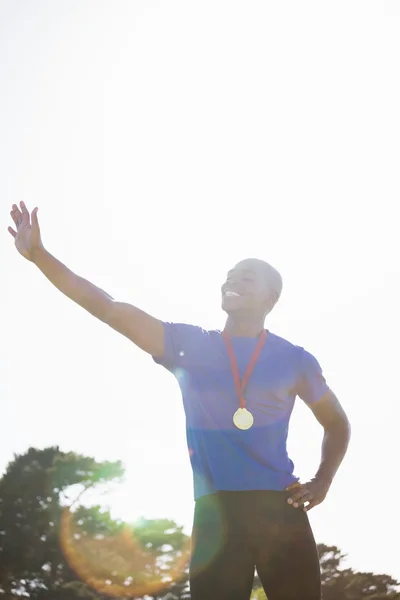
8;201;43;261
285;478;331;512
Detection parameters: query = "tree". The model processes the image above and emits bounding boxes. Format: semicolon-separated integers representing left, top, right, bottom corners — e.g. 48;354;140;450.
0;446;124;599
1;448;398;599
251;545;400;600
319;544;400;600
0;447;190;599
61;511;190;599
251;587;267;600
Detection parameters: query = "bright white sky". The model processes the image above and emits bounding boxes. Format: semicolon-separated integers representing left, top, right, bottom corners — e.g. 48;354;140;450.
1;0;399;581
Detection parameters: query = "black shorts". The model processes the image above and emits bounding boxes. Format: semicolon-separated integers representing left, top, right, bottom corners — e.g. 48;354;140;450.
190;490;321;600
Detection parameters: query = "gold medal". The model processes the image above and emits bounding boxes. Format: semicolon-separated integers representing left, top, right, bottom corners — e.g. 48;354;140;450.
223;330;267;432
233;408;254;430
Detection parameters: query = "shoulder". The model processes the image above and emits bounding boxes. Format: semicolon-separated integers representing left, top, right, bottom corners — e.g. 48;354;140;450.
268;331;318;356
267;331;303;357
162;322;219;342
268;332;328;402
156;322;221;366
267;332;322;373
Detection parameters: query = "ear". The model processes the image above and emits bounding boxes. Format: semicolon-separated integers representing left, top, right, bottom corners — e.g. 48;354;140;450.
265;290;279;313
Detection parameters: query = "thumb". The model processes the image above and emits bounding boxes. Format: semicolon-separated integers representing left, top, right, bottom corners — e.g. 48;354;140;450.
285;482;302;492
31;207;40;231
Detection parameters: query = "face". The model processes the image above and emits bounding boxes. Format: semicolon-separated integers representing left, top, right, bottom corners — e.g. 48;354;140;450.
221;259;275;316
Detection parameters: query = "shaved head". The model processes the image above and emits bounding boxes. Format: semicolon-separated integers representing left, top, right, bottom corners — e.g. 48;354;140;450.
235;258;283;306
221;258;283;318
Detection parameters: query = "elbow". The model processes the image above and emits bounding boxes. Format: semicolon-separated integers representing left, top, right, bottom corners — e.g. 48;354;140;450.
325;416;351;439
82;295;115;323
101;299;118;325
341;413;351;436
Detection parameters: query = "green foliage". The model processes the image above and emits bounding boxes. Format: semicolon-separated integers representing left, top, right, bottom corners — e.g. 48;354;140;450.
252;545;400;600
0;447;189;599
318;544;400;600
0;447;398;599
0;446;124;599
251;587;267;599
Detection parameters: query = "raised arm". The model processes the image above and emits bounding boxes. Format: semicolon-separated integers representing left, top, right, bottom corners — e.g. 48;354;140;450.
8;202;164;357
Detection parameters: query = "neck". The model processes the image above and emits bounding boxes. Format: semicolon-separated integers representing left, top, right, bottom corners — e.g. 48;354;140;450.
223;314;265;337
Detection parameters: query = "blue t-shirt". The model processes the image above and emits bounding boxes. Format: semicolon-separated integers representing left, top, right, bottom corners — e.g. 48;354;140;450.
154;324;330;500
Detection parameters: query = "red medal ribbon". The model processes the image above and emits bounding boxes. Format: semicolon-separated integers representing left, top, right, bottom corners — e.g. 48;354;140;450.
222;330;267;409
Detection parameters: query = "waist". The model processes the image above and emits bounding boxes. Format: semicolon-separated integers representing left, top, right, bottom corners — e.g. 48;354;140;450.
195;489;290;506
193;490;308;532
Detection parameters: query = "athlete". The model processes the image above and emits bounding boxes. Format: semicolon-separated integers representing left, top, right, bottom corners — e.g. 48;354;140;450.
8;202;350;600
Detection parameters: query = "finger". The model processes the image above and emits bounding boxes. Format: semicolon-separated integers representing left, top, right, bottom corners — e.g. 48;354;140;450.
8;226;17;238
20;201;29;214
292;492;314;508
287;487;306;503
31;206;40;230
303;498;319;512
20;201;31;225
10;206;22;226
285;482;302;492
288;489;313;507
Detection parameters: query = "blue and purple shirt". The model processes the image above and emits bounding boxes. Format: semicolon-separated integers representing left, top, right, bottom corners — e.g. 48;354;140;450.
154;324;330;500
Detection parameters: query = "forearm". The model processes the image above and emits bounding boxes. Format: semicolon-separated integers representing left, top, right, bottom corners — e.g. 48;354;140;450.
33;247;114;320
314;420;351;484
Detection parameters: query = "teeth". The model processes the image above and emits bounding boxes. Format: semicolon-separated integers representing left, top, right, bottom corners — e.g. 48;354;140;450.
225;291;240;297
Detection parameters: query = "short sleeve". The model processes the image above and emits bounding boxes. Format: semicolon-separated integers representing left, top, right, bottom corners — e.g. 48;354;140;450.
153;322;210;370
296;348;330;405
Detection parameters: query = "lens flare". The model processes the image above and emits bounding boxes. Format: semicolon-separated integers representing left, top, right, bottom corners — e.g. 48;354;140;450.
59;487;191;597
190;494;228;579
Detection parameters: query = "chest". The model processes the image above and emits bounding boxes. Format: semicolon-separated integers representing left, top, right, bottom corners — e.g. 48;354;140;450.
179;340;300;410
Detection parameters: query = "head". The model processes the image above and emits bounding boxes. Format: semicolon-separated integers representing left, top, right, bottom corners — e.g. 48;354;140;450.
221;258;283;319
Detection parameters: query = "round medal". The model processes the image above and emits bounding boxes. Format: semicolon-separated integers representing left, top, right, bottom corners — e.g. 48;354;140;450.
233;408;254;430
223;330;266;432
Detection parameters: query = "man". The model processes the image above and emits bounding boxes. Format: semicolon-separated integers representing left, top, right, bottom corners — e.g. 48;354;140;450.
8;201;350;600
